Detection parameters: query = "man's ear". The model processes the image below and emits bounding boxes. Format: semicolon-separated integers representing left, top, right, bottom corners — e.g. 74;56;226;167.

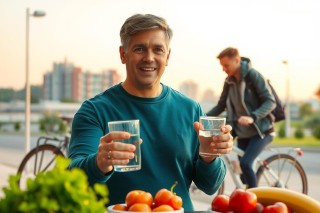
119;46;126;64
235;55;241;64
165;48;171;66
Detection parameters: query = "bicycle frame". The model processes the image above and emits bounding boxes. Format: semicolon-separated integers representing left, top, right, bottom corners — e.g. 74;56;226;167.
222;145;303;190
221;146;246;189
17;116;73;190
32;135;69;174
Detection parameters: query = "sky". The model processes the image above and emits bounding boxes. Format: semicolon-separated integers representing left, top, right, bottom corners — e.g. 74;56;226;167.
1;0;320;101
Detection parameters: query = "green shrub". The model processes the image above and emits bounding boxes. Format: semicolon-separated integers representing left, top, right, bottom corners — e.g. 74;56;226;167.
59;121;67;134
0;156;109;212
39;112;62;133
305;115;320;128
313;125;320;140
278;124;286;138
39;121;46;132
294;126;304;139
14;122;20;132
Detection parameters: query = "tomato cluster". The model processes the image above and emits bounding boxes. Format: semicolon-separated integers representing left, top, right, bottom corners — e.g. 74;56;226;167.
211;189;291;213
112;184;183;212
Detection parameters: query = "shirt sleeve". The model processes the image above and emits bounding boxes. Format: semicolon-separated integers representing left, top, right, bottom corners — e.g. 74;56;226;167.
68;100;113;185
193;157;226;195
193;103;227;195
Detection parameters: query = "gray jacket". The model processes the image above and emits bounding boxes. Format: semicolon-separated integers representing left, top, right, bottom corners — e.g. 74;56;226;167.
207;57;276;138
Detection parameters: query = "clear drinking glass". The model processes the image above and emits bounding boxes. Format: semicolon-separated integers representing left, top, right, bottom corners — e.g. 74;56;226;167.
199;116;226;157
108;120;141;172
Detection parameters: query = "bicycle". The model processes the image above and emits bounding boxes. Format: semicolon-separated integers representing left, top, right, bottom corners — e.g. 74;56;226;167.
190;144;308;196
16;116;72;189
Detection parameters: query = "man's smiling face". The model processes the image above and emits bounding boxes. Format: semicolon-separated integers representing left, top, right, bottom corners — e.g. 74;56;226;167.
120;29;171;90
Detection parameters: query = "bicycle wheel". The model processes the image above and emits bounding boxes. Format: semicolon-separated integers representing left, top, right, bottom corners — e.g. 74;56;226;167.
17;144;64;189
256;154;308;194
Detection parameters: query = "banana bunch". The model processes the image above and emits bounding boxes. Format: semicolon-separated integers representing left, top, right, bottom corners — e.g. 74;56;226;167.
247;187;320;213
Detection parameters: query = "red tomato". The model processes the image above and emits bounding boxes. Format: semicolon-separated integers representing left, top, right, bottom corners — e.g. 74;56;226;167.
152;204;175;212
262;202;289;213
113;204;128;211
211;194;230;212
128;203;152;212
125;190;153;208
168;193;183;210
154;182;183;210
154;188;183;210
229;189;257;213
154;189;173;207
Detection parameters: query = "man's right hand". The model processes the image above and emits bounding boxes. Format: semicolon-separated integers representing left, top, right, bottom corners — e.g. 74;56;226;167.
97;132;136;174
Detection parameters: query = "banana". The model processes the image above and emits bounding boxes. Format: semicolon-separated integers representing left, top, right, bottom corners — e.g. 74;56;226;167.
247;187;320;213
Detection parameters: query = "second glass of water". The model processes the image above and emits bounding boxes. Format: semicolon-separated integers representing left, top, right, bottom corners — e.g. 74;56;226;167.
199;116;226;157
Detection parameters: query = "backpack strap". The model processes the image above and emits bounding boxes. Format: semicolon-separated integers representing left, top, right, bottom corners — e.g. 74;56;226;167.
244;69;273;120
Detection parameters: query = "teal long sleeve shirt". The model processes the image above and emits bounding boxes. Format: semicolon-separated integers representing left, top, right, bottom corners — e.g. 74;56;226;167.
68;83;226;211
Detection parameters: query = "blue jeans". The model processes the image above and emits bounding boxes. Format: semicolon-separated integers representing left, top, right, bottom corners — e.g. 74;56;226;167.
237;134;274;188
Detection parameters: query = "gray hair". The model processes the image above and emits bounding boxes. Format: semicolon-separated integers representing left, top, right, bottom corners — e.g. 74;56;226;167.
120;14;173;50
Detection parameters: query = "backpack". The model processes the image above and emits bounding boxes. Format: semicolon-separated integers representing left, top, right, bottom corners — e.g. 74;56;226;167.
246;70;286;122
266;79;286;122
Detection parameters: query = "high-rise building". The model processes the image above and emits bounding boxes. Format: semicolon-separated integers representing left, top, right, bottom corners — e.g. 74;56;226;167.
43;59;121;102
179;80;199;100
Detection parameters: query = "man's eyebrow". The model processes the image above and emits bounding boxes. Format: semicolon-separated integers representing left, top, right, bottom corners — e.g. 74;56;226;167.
132;43;145;48
132;43;166;48
154;44;165;48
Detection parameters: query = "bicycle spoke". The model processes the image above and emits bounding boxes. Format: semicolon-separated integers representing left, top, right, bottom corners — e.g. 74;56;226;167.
41;157;57;172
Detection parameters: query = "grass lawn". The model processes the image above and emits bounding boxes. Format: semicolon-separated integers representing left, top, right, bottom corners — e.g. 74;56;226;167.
272;136;320;147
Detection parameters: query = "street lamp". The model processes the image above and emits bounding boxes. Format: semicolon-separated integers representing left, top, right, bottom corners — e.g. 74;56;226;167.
282;60;291;137
25;8;45;154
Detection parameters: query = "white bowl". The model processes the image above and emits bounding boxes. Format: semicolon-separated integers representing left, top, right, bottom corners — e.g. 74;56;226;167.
207;207;221;213
107;205;184;213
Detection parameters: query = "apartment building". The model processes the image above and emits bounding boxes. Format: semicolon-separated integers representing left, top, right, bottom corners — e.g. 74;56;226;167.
43;60;121;102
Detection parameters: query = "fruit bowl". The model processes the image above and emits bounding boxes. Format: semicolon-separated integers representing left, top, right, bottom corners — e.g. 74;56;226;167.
107;205;184;213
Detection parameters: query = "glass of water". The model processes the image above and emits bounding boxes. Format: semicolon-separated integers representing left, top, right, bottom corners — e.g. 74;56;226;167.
108;120;141;172
199;116;226;157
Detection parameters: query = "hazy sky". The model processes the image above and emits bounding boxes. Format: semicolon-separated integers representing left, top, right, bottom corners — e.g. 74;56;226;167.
1;0;319;101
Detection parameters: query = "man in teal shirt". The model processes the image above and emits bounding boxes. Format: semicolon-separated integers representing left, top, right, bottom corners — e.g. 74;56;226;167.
68;14;233;211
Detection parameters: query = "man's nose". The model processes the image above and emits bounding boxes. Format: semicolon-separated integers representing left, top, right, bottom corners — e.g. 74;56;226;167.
143;50;155;62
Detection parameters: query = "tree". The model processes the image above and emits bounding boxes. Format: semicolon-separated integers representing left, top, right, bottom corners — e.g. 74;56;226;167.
313;125;320;140
299;103;313;118
0;85;42;102
0;88;15;102
39;112;62;133
305;115;320;140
